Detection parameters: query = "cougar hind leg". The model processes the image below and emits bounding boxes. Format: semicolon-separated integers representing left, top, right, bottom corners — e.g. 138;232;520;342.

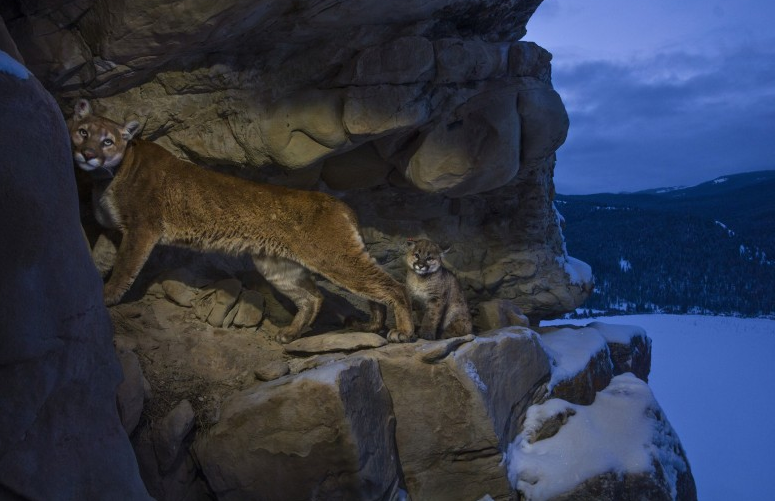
346;300;387;333
315;252;415;343
252;255;324;343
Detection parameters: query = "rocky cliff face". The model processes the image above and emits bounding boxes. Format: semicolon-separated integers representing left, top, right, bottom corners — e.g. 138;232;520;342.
1;1;696;500
2;0;591;321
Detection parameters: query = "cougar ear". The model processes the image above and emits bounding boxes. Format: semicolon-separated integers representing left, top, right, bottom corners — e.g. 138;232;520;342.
121;120;141;140
73;99;92;120
406;238;416;249
440;244;452;256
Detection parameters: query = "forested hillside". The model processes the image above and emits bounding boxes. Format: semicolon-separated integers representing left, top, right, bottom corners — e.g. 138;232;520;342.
557;171;775;317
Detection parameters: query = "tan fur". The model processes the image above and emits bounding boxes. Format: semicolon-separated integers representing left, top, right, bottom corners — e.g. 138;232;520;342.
69;99;414;343
405;239;473;340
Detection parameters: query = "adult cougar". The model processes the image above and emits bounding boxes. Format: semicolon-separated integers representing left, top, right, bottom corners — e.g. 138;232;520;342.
69;99;414;343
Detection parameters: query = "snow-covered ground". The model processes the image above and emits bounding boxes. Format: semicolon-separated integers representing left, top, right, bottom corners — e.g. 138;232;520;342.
542;314;775;501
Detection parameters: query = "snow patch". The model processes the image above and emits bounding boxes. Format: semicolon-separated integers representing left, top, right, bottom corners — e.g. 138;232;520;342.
464;360;488;393
553;203;593;286
714;220;735;237
556;255;593;286
539;326;610;391
619;258;632;272
654;186;685;194
507;374;682;501
0;51;29;80
712;177;728;184
587;321;647;345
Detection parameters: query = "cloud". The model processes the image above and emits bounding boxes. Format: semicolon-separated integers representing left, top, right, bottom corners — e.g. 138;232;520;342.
550;42;775;194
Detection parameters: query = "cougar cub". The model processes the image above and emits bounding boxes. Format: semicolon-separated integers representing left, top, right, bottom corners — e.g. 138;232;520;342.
405;239;473;340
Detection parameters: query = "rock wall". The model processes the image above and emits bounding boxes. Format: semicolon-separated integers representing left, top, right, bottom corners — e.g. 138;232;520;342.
106;280;697;501
2;0;592;321
0;2;697;500
0;40;150;499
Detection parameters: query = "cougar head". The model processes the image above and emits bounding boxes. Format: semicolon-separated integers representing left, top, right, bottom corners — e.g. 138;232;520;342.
68;99;140;177
406;238;448;276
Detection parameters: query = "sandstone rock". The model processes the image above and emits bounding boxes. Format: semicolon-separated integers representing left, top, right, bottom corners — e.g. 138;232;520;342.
371;328;551;500
517;86;569;165
133;425;211;501
321;142;393;190
287;353;349;374
155;399;196;473
402;88;521;196
254;360;290;381
342;83;430;138
117;350;146;435
283;332;388;355
508;41;552;81
0;48;150;499
160;268;200;307
414;334;476;363
539;326;614;405
590;321;652;382
336;36;434;85
434;38;508;84
231;289;265;328
475;299;531;332
193;278;242;327
195;357;400;501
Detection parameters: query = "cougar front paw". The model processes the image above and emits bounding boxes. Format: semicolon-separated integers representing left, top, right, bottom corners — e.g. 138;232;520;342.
102;285;124;307
387;329;416;343
276;327;302;344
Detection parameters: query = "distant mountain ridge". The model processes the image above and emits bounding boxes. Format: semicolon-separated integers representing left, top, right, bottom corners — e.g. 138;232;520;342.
556;170;775;317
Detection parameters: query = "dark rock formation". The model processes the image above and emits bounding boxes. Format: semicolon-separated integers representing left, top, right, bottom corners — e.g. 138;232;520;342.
0;39;150;499
2;0;592;321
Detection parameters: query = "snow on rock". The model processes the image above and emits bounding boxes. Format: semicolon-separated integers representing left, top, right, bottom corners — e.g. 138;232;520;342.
507;373;695;501
557;255;594;286
588;321;652;381
539;326;611;393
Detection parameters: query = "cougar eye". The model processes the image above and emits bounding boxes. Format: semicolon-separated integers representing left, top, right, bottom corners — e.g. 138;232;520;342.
102;138;114;147
414;253;420;259
78;128;88;137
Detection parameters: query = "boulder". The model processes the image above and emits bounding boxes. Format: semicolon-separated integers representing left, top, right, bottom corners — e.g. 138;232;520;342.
117;349;147;435
475;298;531;331
590;321;652;382
370;328;551;500
193;278;242;327
0;45;150;499
539;326;614;405
508;374;697;501
155;400;196;472
195;357;401;501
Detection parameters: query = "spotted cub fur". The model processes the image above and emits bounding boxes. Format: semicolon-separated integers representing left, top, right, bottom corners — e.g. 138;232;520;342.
404;239;473;340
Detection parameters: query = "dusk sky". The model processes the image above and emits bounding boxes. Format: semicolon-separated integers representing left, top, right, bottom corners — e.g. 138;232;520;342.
526;0;775;194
